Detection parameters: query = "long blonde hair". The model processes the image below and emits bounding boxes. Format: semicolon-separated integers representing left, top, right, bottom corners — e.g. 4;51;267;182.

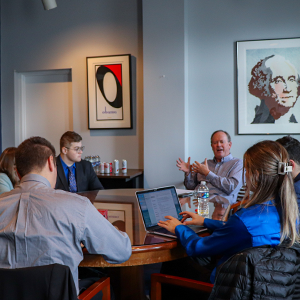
243;140;299;246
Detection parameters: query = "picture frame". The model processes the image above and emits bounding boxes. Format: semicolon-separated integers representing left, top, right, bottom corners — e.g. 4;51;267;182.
93;202;133;243
87;54;132;129
237;38;300;134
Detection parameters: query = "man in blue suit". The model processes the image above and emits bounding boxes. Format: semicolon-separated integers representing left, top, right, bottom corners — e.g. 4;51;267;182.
277;136;300;210
55;131;104;192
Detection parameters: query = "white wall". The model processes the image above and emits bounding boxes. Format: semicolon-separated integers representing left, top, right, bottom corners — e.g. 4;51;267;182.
143;0;186;188
143;0;300;189
186;0;300;162
1;0;143;168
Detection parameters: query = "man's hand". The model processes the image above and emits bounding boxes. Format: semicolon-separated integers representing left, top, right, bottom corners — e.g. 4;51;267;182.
176;157;191;174
158;216;183;234
192;158;210;176
180;211;205;226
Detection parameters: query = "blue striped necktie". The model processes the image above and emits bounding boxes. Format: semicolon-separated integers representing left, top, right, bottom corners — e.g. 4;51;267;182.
68;167;77;193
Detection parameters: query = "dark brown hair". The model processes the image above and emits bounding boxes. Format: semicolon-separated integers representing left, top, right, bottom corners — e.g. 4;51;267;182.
16;137;56;178
0;147;18;186
276;136;300;165
60;131;82;152
243;140;299;246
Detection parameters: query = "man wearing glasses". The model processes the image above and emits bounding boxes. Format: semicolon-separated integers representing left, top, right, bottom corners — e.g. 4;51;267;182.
55;131;104;192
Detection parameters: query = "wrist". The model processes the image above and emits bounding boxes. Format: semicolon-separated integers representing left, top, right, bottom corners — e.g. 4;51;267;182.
185;166;192;176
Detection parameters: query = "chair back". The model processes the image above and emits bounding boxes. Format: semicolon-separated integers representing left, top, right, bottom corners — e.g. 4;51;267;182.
0;264;77;300
236;185;246;202
222;185;247;221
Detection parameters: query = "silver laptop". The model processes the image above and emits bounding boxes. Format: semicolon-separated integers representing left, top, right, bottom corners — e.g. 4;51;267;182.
136;186;207;238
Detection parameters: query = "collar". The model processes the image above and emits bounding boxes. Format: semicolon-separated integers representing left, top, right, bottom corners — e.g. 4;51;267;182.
213;153;233;163
20;174;51;188
294;172;300;183
261;199;275;206
60;156;76;171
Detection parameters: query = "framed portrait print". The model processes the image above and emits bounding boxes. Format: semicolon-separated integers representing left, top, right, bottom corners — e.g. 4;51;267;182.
237;38;300;134
87;54;132;129
93;202;133;243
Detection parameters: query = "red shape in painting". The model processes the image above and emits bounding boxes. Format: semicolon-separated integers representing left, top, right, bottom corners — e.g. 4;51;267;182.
98;209;108;219
104;64;122;86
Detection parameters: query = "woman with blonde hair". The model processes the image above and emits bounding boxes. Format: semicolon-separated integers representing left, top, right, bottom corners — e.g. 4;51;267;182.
158;140;299;299
0;147;19;195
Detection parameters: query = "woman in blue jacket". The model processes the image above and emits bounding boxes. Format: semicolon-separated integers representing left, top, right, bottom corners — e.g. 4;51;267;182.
158;140;299;298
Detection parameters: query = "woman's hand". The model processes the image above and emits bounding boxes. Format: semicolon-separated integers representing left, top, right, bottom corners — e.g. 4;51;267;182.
180;211;205;226
158;216;183;234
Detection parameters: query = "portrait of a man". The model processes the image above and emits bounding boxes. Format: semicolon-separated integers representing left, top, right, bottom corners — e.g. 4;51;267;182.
248;54;300;124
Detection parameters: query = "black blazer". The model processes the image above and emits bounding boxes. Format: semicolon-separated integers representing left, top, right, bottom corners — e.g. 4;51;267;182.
55;155;104;192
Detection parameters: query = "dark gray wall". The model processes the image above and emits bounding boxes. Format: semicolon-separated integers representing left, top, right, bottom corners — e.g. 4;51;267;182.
143;0;300;189
1;0;144;168
143;0;186;188
2;0;300;187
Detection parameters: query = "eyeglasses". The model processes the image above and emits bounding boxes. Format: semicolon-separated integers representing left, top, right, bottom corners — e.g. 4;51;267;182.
65;146;85;153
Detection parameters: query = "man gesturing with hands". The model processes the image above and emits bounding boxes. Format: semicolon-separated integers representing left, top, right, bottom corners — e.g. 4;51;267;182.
176;130;243;219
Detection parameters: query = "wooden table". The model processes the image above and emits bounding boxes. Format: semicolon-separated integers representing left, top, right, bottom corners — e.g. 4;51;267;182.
79;189;210;300
96;169;144;189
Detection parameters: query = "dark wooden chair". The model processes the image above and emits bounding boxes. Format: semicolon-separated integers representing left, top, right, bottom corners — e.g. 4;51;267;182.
222;185;247;221
78;277;110;300
151;273;213;300
236;185;246;201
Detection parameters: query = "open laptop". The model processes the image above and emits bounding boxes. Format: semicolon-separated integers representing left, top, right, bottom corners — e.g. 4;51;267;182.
136;186;207;238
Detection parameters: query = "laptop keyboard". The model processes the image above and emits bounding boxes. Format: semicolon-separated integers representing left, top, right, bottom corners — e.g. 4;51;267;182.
156;227;174;235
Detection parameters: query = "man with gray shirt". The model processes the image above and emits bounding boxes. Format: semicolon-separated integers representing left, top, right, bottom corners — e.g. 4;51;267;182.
177;130;243;219
0;136;131;295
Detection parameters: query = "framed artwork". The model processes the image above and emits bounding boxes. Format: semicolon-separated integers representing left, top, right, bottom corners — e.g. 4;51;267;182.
87;54;132;129
237;38;300;134
93;202;133;243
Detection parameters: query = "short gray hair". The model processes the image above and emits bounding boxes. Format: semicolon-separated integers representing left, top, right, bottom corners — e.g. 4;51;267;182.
210;130;231;143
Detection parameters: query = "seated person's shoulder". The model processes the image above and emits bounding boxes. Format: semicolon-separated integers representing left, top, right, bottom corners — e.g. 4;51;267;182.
77;159;94;171
228;157;243;167
52;188;91;205
231;157;242;163
78;159;90;166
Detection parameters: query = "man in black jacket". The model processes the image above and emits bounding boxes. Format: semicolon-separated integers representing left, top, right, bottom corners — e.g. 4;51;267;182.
276;136;300;213
55;131;104;192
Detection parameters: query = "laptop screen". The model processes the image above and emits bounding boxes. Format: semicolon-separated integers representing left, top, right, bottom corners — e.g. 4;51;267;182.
136;186;182;229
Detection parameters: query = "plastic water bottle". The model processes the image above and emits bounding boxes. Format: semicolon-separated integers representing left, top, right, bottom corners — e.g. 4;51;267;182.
195;181;209;218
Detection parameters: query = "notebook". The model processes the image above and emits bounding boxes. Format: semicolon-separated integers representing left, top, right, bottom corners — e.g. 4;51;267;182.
136;186;207;238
